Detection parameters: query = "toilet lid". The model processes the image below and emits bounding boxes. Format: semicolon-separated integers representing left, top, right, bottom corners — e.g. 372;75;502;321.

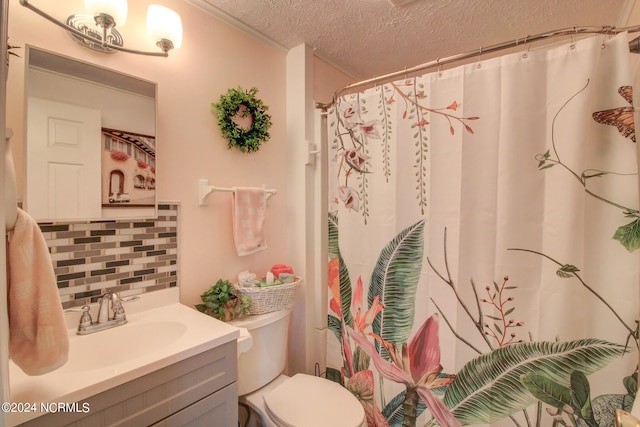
263;374;365;427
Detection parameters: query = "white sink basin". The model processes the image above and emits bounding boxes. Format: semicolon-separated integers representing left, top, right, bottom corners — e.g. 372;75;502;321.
8;289;241;426
62;321;188;372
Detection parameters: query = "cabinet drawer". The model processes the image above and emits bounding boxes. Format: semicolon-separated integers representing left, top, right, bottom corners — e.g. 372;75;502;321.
151;382;238;427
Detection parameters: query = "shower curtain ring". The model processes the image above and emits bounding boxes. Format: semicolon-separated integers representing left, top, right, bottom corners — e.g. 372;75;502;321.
522;35;531;58
570;26;577;50
601;25;615;48
477;46;483;68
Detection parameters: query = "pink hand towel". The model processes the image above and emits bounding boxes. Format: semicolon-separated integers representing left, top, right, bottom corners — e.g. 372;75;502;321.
232;187;268;256
8;208;69;375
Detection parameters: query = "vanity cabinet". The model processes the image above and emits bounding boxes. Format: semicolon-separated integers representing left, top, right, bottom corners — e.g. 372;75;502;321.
17;341;237;427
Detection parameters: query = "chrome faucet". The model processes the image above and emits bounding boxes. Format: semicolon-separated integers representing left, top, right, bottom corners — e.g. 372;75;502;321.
75;291;138;335
96;291;122;323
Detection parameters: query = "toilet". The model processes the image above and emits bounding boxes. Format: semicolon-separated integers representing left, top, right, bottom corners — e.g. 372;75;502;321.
229;309;366;427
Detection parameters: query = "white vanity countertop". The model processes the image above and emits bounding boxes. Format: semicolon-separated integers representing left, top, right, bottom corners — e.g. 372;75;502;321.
7;288;240;426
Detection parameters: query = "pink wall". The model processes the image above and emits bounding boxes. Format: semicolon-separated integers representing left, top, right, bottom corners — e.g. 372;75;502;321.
7;0;287;308
6;0;353;373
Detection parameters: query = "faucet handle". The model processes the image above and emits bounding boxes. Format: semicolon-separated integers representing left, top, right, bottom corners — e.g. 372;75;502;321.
69;305;95;334
78;305;92;328
65;305;93;327
112;299;126;321
110;291;120;303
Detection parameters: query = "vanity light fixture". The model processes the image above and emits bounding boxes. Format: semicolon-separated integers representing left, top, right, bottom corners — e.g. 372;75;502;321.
19;0;183;57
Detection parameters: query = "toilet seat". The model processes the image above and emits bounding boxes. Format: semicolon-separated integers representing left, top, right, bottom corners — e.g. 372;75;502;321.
262;374;365;427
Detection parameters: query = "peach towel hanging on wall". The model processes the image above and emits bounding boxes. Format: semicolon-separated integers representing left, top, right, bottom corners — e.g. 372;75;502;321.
8;208;69;375
232;187;268;256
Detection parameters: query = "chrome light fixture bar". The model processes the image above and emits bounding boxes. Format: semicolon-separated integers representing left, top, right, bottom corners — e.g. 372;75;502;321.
19;0;182;57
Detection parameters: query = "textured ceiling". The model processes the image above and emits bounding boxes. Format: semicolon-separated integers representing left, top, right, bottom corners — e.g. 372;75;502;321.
189;0;634;79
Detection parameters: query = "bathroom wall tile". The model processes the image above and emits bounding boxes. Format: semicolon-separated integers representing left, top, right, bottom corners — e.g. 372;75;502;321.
50;252;73;261
94;255;118;263
57;231;89;239
77;250;102;258
120;240;143;247
58;272;87;281
74;236;101;244
157;265;176;273
120;276;143;286
106;260;130;268
70;262;103;273
40;224;70;232
57;258;86;267
133;233;155;240
133;221;155;228
132;279;157;289
91;229;117;237
105;247;136;256
48;238;75;246
91;242;118;250
105;272;133;282
71;223;104;231
54;244;88;254
44;202;181;309
120;252;145;260
147;250;167;257
104;222;132;230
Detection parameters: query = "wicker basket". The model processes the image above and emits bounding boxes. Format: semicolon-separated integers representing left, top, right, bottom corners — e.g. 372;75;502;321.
235;277;302;315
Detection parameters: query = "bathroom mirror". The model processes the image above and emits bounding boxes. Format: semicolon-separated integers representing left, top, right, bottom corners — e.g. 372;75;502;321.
24;46;157;222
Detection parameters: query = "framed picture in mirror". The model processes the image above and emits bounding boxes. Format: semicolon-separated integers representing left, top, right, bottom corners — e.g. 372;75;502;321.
101;128;156;207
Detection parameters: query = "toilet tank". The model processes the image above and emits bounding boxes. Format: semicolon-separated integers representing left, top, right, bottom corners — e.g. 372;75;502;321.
228;309;292;396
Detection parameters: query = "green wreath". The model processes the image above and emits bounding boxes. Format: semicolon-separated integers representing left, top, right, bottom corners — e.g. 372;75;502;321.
211;86;272;153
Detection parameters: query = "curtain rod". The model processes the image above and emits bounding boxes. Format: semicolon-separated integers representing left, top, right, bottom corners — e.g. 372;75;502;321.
316;24;640;110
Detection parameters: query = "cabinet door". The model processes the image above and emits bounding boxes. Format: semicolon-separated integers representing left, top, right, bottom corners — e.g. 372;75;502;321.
16;342;237;427
151;382;238;427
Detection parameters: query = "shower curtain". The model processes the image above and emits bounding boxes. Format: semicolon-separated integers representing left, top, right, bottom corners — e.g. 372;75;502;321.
325;32;640;427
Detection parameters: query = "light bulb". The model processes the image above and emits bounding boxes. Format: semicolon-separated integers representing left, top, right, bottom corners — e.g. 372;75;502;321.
147;5;182;50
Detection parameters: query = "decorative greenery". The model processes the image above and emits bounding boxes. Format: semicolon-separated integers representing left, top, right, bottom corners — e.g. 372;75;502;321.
195;279;251;321
535;80;640;252
327;214;637;427
211;86;272;153
7;42;20;58
6;42;20;69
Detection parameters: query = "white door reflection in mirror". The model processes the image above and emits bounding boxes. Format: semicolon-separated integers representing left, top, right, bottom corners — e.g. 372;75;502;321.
26;97;101;221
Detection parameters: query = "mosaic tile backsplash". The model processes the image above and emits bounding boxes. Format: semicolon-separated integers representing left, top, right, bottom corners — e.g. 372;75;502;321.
39;202;179;309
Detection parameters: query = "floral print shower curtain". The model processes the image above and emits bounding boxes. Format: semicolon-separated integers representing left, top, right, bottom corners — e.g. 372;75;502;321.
326;33;640;427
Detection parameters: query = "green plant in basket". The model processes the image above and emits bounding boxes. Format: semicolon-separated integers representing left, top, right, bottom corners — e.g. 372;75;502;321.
195;279;251;321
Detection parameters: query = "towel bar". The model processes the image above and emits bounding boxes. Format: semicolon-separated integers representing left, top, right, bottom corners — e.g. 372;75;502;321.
198;179;277;206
